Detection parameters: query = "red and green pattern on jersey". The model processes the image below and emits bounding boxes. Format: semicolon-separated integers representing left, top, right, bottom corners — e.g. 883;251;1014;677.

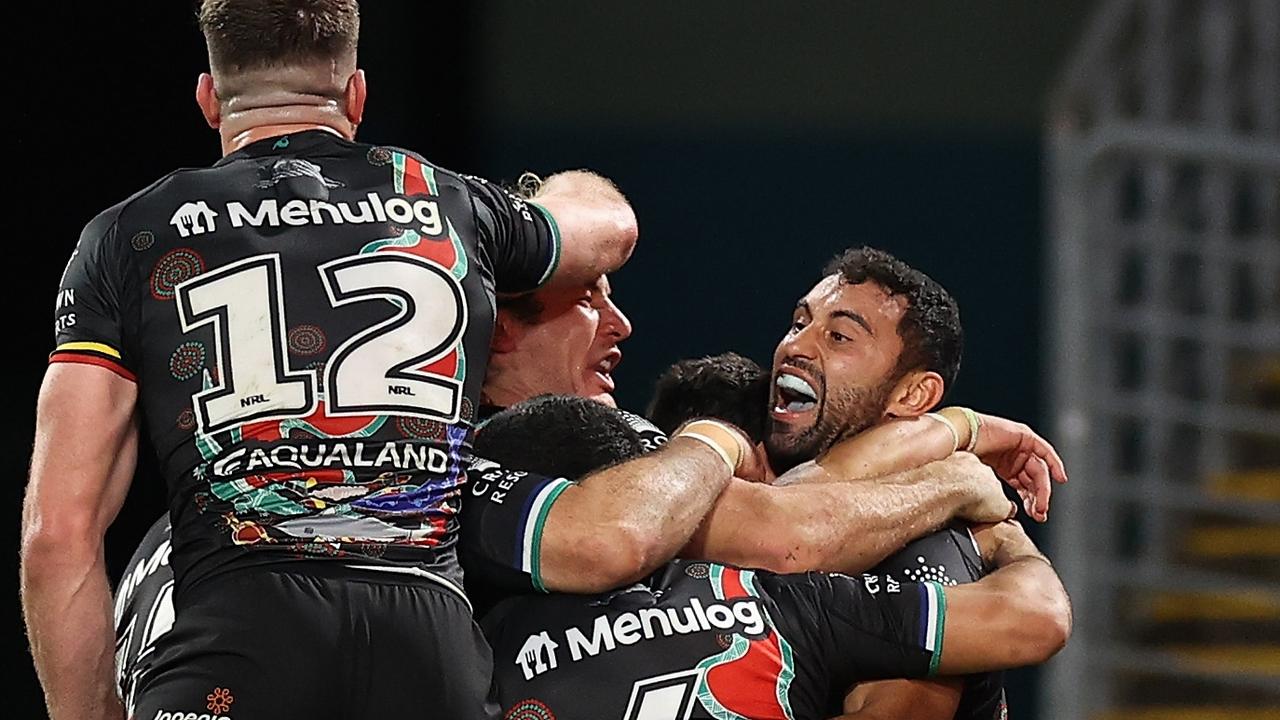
359;151;470;385
191;378;455;549
187;153;472;551
695;566;797;720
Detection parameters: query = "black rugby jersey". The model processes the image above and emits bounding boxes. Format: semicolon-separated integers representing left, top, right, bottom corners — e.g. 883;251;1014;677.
54;130;559;591
871;524;1007;720
112;405;663;706
459;408;667;612
482;559;947;720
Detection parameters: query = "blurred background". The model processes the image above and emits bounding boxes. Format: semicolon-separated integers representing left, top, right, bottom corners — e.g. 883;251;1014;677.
10;1;1277;717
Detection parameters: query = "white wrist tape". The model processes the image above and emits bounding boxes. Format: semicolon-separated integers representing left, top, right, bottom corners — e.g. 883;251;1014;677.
924;412;960;454
675;431;737;473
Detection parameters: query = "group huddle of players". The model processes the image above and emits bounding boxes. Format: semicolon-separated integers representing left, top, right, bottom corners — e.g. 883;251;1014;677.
105;232;1072;720
22;2;1071;719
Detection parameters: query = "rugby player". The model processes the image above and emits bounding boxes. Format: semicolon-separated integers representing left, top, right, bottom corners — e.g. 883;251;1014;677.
21;1;644;717
474;396;1071;719
648;352;1011;719
113;238;1057;715
645;245;1065;720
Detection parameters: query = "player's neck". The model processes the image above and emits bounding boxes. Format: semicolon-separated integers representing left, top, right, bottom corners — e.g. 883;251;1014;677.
480;375;547;411
222;122;348;156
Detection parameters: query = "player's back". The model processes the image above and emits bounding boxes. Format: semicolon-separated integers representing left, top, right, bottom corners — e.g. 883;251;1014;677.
483;560;806;719
54;129;559;593
482;559;947;720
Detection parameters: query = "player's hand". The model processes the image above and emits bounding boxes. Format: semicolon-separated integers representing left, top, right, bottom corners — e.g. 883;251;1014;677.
945;453;1018;524
971;414;1067;522
734;439;772;483
969;519;1040;569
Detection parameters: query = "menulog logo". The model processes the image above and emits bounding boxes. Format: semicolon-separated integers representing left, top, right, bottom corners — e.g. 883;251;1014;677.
515;596;767;680
170;192;446;238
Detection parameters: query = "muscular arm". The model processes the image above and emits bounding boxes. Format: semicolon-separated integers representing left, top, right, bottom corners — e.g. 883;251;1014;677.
836;678;962;720
21;363;139;720
538;436;735;593
780;408;1065;521
788;414;960;485
532;170;638;289
682;454;1014;575
935;523;1072;674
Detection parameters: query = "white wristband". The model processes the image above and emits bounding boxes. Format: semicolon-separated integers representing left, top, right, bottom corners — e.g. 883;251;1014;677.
924;412;960;454
675;431;737;474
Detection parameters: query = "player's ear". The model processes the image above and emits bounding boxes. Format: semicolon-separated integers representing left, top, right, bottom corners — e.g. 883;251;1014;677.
344;69;367;131
491;309;522;353
882;370;945;418
196;73;220;129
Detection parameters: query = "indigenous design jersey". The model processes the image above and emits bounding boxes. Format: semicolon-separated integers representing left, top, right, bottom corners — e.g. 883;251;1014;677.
112;406;662;704
482;560;946;720
54;130;559;590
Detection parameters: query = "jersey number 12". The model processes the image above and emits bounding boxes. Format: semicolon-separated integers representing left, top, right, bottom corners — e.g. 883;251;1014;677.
175;252;466;435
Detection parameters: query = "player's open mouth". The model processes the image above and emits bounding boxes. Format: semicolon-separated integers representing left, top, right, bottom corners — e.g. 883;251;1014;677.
592;350;621;392
772;372;819;418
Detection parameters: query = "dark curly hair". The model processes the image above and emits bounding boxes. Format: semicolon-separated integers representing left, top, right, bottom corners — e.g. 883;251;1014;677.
823;246;963;391
646;353;770;443
474;395;646;480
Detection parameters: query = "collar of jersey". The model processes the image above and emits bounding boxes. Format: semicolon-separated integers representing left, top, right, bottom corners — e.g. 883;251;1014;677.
217;129;351;165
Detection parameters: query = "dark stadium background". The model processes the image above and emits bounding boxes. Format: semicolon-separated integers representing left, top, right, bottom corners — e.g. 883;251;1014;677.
11;3;1097;715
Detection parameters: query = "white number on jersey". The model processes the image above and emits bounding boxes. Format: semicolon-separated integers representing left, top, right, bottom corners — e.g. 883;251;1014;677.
175;251;466;434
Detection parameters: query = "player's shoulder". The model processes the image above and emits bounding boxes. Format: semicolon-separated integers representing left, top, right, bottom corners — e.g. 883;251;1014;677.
362;142;484;192
78;168;189;241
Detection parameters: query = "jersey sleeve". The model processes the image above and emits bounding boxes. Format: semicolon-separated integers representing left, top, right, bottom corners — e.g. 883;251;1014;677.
765;571;948;684
459;457;574;594
461;174;560;293
50;208;137;380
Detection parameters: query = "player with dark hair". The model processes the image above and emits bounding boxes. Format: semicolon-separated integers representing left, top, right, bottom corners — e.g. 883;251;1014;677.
470;395;1070;719
641;246;1072;718
767;245;965;474
20;1;642;717
647;351;771;442
646;351;1014;719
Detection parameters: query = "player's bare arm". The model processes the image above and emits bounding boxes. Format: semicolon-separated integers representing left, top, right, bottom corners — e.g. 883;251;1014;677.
681;452;1015;575
680;407;1066;576
780;408;1067;521
538;420;760;593
530;170;638;289
933;520;1072;674
836;677;963;720
21;364;139;720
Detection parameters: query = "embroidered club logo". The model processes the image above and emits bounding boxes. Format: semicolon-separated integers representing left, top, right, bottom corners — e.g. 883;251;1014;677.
255;158;344;190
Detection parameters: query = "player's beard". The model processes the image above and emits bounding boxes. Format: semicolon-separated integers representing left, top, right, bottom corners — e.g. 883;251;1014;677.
766;377;896;474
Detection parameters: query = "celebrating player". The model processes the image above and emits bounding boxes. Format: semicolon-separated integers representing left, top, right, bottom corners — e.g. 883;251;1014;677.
474;395;1071;719
21;1;641;717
